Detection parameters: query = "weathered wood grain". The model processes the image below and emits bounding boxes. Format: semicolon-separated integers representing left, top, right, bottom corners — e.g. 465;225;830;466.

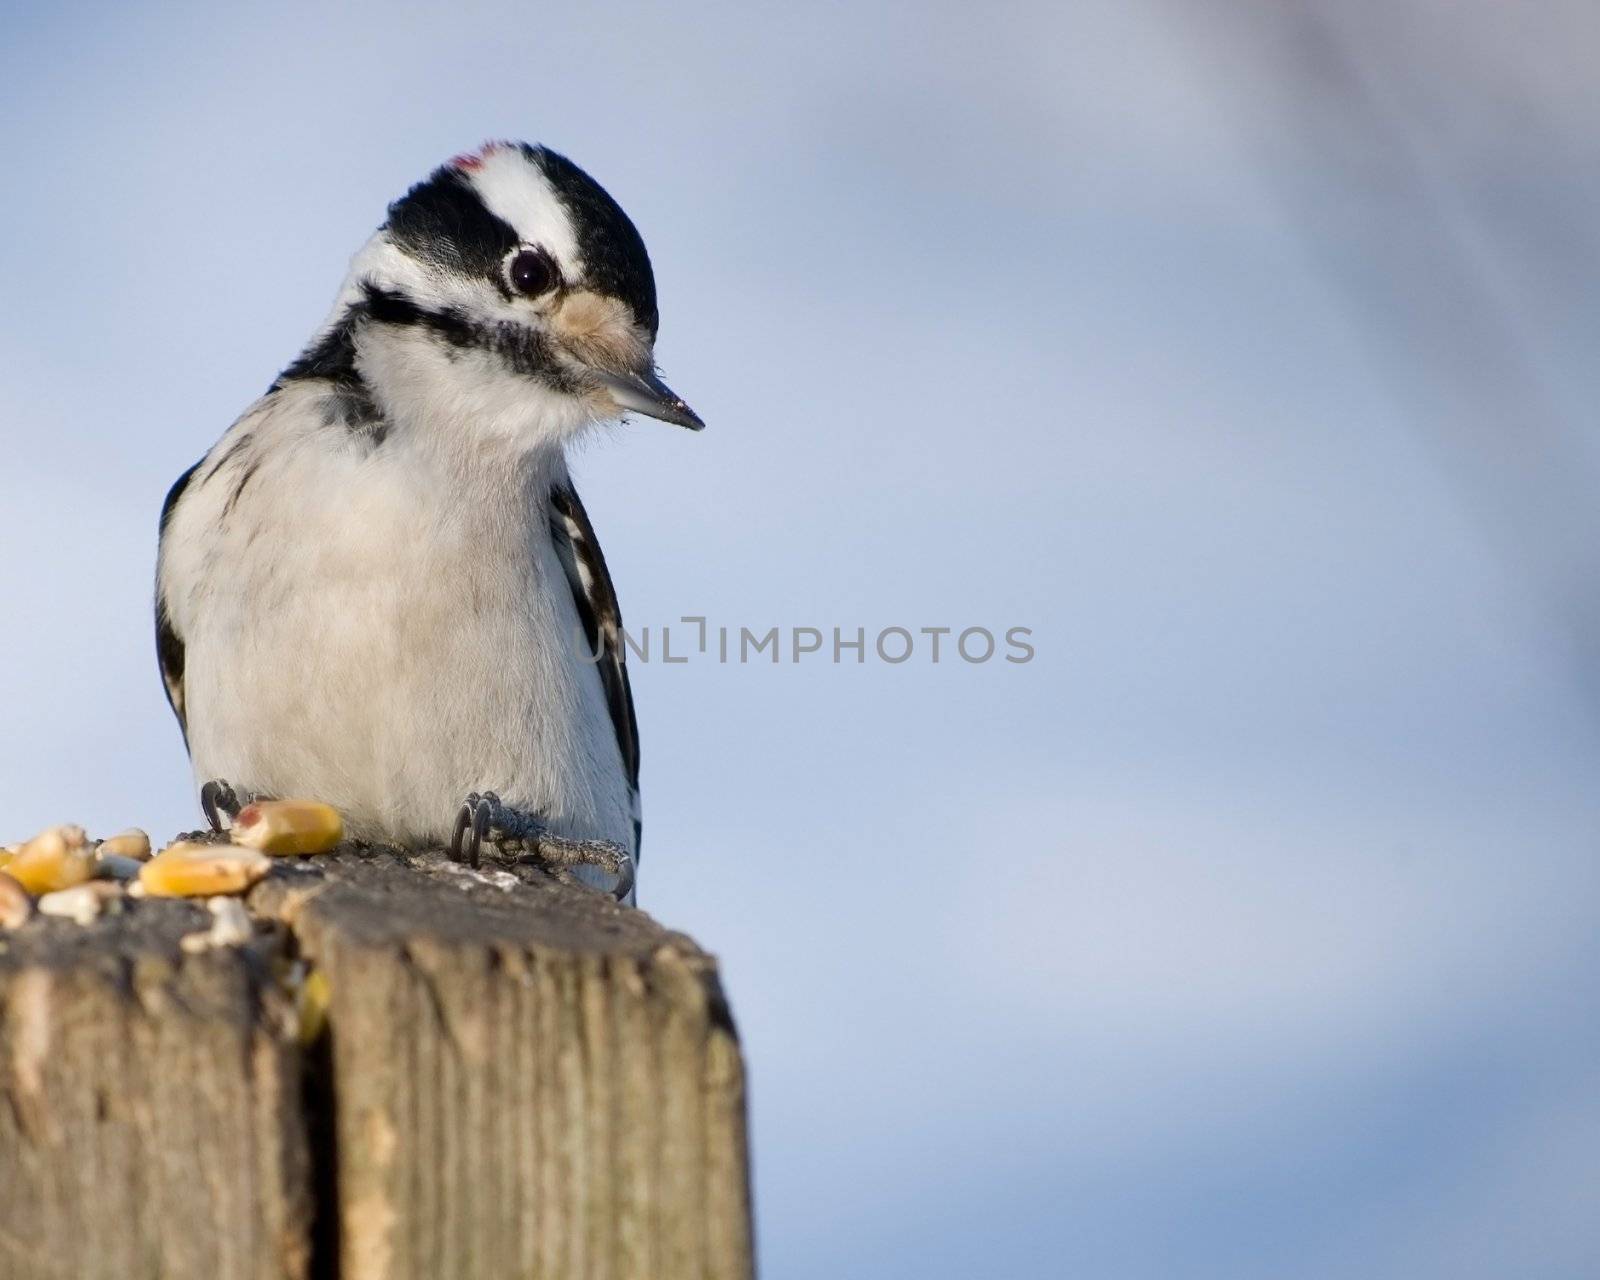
251;847;753;1280
0;897;310;1280
0;841;753;1280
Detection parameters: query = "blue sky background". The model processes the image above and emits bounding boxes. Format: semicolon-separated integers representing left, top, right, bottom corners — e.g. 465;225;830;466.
2;2;1598;1275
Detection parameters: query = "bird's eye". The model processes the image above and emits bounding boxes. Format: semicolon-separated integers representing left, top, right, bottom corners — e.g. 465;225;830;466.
506;247;558;298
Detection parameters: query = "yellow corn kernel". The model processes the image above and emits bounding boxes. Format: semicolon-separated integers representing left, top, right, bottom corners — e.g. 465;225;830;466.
0;871;33;928
139;842;271;898
8;824;94;895
230;800;344;856
99;828;152;861
298;968;332;1046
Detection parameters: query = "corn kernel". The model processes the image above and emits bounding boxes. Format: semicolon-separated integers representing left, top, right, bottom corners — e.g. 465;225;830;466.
98;828;152;861
8;824;94;895
95;854;145;882
139;842;271;898
0;872;33;928
298;968;332;1046
230;800;344;855
38;881;121;926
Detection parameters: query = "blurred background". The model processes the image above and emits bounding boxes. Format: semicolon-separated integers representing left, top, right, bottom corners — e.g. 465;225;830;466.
3;1;1598;1275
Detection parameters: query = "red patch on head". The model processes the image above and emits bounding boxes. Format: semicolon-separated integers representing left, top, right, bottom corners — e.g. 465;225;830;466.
450;140;512;173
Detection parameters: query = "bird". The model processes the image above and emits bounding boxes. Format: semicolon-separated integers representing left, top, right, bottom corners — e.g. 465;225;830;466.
154;141;702;901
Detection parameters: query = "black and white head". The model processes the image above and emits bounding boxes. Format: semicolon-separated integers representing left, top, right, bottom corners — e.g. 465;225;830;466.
284;141;701;448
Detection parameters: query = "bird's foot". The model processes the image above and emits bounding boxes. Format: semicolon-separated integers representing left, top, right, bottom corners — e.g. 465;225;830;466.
449;791;634;901
199;779;262;832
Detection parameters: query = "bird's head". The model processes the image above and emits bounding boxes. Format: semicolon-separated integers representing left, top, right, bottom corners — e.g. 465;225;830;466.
291;141;701;447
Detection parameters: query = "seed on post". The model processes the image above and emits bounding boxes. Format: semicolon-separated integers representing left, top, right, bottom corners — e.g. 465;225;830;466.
95;854;145;882
38;881;122;926
230;800;344;855
297;968;332;1046
98;828;153;861
7;824;94;895
139;842;271;898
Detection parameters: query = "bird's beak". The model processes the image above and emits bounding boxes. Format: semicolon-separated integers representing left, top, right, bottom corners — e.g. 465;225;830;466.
593;367;704;431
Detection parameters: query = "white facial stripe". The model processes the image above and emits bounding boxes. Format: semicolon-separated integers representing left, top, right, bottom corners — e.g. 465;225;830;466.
467;148;583;283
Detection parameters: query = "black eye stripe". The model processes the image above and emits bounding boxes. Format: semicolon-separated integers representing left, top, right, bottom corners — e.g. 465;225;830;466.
506;246;558;298
350;283;583;392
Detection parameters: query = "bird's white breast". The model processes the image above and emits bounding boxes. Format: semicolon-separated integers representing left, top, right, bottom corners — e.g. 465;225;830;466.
162;384;634;849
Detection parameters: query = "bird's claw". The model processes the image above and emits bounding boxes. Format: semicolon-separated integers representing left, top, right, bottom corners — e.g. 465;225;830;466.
450;792;494;867
200;779;246;832
449;791;634;900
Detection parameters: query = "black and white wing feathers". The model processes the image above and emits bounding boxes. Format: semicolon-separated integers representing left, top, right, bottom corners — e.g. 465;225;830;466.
154;459;202;748
548;482;642;856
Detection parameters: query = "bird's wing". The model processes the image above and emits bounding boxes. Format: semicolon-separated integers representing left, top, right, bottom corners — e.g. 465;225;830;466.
548;482;643;856
154;459;202;749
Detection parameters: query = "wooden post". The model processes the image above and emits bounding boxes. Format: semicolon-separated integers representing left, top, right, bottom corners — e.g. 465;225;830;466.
0;843;753;1280
0;897;310;1279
